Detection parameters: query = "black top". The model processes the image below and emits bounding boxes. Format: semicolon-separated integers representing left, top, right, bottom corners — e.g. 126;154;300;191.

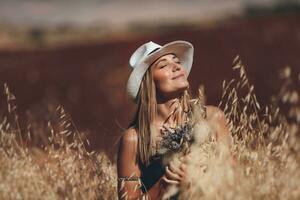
139;154;180;199
139;154;165;193
138;103;207;199
139;121;194;199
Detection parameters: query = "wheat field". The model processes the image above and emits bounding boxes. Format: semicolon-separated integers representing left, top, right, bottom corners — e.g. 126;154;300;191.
0;57;299;200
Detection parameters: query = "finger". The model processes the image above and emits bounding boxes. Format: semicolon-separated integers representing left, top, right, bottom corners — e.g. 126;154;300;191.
162;176;180;185
187;154;192;161
185;155;192;163
166;166;181;180
180;155;192;164
179;163;187;172
165;166;181;181
169;162;185;177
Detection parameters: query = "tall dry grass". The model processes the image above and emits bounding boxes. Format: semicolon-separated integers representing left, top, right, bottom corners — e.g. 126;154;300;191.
0;56;299;200
177;56;300;200
0;84;117;200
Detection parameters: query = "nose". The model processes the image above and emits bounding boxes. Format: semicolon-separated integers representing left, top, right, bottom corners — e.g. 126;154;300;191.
172;62;181;72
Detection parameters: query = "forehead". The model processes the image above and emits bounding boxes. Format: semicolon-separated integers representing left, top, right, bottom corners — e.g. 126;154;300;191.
158;53;177;60
153;53;178;64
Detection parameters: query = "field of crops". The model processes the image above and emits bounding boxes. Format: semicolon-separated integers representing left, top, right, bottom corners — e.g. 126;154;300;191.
0;56;299;199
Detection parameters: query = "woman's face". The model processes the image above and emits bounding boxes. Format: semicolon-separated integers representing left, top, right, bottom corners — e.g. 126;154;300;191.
151;53;189;99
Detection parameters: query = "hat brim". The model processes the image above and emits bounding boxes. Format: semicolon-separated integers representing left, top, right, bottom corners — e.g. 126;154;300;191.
127;40;194;102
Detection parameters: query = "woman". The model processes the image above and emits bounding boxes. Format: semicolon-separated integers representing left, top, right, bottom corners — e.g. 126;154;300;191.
117;41;231;199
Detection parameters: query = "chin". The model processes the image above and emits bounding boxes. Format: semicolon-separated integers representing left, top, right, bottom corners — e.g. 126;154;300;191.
174;82;189;95
178;81;189;91
158;82;190;99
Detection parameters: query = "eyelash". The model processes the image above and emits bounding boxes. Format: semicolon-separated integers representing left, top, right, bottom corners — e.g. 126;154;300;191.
159;61;180;68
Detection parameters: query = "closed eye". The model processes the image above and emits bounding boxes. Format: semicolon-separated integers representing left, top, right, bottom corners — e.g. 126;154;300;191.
159;61;180;68
172;54;181;63
173;58;181;64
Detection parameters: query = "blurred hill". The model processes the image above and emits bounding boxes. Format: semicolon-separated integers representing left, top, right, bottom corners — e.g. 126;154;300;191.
1;0;300;49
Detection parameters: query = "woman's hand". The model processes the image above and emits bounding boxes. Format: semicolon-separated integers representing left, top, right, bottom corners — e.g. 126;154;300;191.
161;154;192;187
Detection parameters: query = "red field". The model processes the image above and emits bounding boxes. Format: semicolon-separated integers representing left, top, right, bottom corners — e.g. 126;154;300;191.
0;13;299;159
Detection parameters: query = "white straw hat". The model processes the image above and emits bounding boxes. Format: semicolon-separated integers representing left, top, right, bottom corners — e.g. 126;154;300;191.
127;40;194;103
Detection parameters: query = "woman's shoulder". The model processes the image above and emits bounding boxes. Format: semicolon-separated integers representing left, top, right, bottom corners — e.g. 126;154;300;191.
120;126;138;146
118;127;139;165
205;105;227;125
205;105;231;145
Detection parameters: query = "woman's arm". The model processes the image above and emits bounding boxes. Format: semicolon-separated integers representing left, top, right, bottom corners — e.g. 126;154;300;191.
117;128;168;199
117;128;142;199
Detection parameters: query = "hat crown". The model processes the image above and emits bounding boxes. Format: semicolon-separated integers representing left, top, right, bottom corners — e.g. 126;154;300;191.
129;41;161;69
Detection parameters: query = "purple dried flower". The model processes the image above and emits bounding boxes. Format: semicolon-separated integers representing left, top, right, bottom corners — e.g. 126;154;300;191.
159;122;193;152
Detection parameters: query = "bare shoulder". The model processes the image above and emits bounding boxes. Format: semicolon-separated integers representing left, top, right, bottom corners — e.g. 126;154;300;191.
119;127;138;150
206;105;226;121
119;127;138;155
205;105;231;142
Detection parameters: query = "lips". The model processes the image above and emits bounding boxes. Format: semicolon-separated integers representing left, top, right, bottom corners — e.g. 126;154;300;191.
172;73;184;80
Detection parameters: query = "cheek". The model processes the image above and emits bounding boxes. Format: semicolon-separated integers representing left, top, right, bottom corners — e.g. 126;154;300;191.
153;70;172;85
152;70;174;92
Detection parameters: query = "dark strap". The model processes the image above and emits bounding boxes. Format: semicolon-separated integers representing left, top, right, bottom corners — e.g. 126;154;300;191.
147;47;160;55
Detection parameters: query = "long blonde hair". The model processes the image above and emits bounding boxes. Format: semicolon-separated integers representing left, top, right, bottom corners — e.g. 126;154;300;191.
128;65;194;166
